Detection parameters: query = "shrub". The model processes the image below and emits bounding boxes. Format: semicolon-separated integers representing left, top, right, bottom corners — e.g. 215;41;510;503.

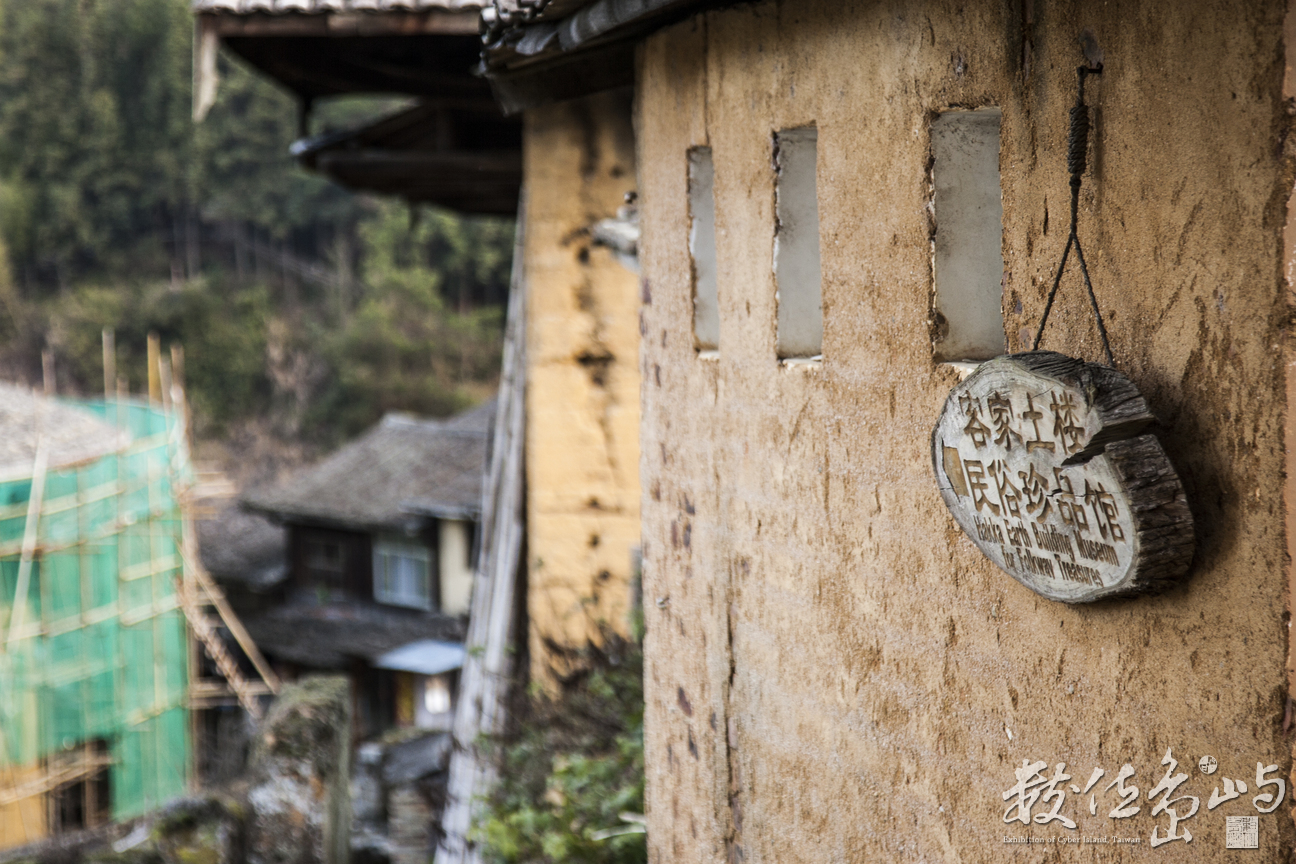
480;637;645;864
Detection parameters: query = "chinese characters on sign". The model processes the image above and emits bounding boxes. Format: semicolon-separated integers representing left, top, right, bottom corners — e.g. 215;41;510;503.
932;353;1193;602
1002;750;1285;849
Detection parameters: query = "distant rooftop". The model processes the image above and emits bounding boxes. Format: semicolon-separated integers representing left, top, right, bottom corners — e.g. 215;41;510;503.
242;399;494;531
0;384;129;480
242;601;466;668
199;503;288;592
192;0;489;106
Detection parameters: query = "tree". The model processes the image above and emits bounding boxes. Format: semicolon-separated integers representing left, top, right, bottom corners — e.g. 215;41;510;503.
0;0;514;443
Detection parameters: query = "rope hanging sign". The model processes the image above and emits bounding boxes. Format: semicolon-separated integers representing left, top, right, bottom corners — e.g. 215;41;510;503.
930;64;1195;603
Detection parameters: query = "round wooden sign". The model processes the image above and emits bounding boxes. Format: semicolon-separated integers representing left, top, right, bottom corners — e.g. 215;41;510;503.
932;351;1194;602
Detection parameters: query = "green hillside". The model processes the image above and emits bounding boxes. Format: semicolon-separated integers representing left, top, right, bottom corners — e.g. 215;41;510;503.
0;0;512;446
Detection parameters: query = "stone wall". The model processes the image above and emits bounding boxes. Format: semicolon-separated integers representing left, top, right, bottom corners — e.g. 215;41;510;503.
636;1;1296;860
523;89;642;681
247;676;352;864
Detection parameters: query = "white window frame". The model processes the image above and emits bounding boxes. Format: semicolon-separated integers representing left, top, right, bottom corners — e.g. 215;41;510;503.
688;146;719;352
773;126;823;361
929;108;1005;362
373;537;433;611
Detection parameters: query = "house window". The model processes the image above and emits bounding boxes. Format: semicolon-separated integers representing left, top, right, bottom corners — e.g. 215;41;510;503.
930;109;1005;361
374;537;433;611
49;740;111;834
688;147;719;351
774;126;823;360
303;537;345;587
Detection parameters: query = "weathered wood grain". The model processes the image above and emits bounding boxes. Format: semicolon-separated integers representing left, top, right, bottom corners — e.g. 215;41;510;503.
436;199;528;864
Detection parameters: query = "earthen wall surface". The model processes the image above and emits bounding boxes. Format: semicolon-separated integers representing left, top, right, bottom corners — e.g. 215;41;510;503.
524;91;642;680
636;1;1296;860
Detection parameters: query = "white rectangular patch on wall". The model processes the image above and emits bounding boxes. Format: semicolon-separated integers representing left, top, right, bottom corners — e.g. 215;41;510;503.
930;109;1005;362
773;127;823;359
689;147;719;351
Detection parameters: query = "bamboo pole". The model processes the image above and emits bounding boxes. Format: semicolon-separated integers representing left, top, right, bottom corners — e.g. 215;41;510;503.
0;749;113;807
41;351;54;396
170;344;186;403
158;357;173;413
170;344;188;429
147;332;162;405
178;540;281;697
102;328;115;400
165;370;281;721
8;435;48;648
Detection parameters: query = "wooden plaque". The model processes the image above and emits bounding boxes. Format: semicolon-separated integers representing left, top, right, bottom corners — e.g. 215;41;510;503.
932;351;1194;603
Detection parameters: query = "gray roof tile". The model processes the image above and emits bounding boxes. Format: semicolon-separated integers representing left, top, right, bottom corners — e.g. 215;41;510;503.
242;399;493;530
243;601;466;668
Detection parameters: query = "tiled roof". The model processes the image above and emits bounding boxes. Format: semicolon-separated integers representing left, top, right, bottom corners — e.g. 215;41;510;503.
242;601;467;668
487;0;581;25
194;0;483;12
290;103;522;216
0;383;129;479
242;399;493;531
198;503;288;591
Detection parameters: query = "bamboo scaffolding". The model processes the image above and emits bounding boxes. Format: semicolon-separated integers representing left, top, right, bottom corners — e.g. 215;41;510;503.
167;371;280;721
0;750;114;808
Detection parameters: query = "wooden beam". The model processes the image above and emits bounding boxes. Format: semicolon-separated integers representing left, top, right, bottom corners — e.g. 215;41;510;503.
435;191;528;864
7;437;47;649
0;752;113;808
226;43;493;101
203;10;479;38
147;332;162;405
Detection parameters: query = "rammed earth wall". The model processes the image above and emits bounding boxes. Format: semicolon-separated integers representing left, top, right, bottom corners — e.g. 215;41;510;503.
523;90;642;681
635;1;1296;860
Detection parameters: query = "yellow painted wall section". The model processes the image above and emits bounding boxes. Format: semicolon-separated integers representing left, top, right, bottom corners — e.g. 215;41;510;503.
637;2;1295;861
0;764;48;851
524;90;641;681
439;519;474;616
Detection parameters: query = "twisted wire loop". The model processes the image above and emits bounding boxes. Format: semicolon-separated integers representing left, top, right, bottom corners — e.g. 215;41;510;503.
1032;66;1116;367
1067;104;1089;180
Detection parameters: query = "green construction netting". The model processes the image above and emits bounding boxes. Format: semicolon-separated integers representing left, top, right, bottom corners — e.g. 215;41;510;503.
0;397;190;821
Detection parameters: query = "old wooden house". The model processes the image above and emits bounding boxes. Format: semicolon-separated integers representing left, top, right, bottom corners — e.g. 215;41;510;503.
240;401;493;738
193;0;643;687
472;0;1296;859
187;0;1296;860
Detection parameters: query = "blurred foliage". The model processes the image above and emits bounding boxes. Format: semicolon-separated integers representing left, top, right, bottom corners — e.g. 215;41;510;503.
44;278;275;433
310;202;507;434
0;0;512;444
0;0;367;286
0;0;194;281
479;638;646;864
